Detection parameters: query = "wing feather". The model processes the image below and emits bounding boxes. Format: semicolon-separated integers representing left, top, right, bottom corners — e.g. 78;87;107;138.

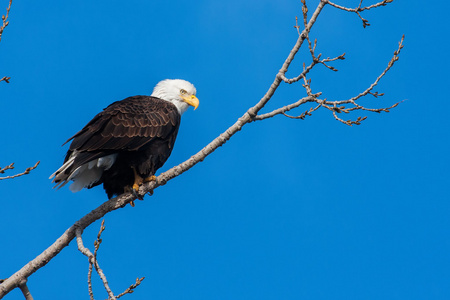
66;96;180;156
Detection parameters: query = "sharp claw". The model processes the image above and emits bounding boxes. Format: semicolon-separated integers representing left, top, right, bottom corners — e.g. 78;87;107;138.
131;187;143;201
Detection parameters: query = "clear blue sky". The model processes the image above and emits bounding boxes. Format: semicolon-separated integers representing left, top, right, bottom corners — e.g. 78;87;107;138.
1;0;449;299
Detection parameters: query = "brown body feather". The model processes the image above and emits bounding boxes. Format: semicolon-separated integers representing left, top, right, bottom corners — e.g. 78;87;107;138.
55;96;181;198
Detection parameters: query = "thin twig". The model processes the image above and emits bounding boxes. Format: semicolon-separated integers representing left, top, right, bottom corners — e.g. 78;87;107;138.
116;277;145;299
0;0;12;84
347;35;404;103
325;0;394;27
76;227;116;300
0;0;12;42
94;220;106;258
89;219;105;299
326;0;393;12
253;96;318;121
88;263;94;300
0;163;14;174
78;220;144;300
282;34;403;126
0;161;40;180
311;35;404;125
283;6;345;86
282;102;323;120
0;76;10;83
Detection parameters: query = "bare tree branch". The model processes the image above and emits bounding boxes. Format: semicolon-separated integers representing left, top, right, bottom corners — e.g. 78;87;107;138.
0;161;40;180
18;280;33;300
325;0;394;27
253;96;316;121
116;277;145;299
76;220;144;300
316;35;404;126
0;0;401;298
336;35;404;104
90;220;106;299
256;2;402;126
0;0;11;42
0;162;14;173
0;1;40;187
76;224;116;300
0;0;12;84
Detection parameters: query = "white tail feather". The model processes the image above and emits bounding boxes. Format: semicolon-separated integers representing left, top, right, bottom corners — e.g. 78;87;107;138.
50;153;118;192
69;167;103;192
49;152;77;181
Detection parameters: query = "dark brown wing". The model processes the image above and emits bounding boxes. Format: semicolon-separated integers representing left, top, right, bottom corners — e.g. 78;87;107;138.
64;96;180;167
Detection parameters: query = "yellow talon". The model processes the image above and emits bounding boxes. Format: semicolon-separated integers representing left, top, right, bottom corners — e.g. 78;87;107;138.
144;175;157;183
127;168;156;201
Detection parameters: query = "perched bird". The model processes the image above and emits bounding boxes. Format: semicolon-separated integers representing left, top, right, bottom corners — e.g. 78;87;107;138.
50;79;199;199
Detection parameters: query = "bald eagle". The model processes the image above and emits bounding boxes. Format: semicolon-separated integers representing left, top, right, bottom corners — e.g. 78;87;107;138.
50;79;199;199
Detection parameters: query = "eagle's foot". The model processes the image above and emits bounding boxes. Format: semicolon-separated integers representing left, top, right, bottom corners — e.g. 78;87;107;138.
124;184;143;204
128;167;145;202
132;182;141;192
143;175;157;184
143;176;157;197
131;185;144;201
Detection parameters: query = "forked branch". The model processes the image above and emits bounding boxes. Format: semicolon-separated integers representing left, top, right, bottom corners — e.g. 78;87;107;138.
317;35;404;126
257;1;402;126
76;220;144;300
18;280;33;300
326;0;394;27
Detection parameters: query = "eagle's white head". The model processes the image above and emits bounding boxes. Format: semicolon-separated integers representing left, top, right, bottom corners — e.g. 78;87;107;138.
151;79;199;115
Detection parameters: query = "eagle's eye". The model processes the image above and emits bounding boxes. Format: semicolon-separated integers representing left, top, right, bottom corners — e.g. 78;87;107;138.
180;89;187;95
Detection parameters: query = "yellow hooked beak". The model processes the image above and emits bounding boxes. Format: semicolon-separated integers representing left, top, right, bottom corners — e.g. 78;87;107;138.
181;94;199;110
